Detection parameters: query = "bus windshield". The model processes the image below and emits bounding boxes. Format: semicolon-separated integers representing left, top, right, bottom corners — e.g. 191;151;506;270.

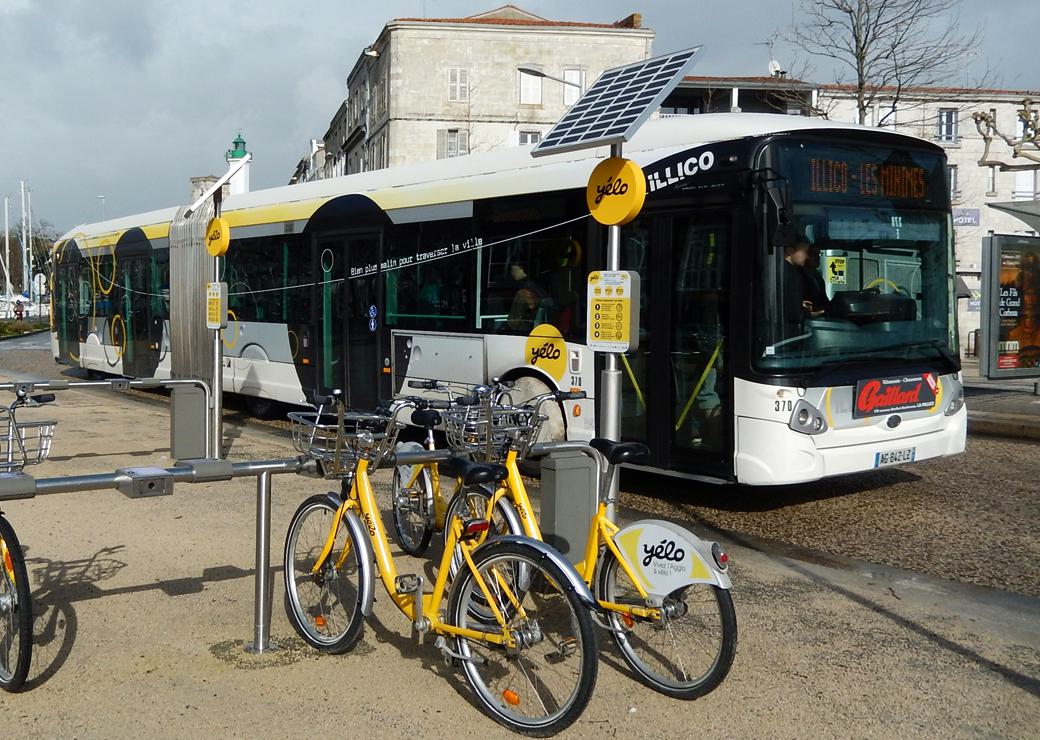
755;139;957;374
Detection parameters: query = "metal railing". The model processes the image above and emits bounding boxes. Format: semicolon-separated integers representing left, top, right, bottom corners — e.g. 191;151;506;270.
0;378;215;458
0;455;313;654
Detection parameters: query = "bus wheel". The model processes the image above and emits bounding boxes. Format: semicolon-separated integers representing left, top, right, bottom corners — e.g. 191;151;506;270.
508;375;565;442
247;395;280;420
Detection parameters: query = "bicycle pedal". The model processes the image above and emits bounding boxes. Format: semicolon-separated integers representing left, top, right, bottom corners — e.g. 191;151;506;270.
395;573;422;594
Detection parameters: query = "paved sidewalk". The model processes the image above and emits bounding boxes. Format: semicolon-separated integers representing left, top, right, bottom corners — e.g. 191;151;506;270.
0;380;1036;738
961;358;1040;441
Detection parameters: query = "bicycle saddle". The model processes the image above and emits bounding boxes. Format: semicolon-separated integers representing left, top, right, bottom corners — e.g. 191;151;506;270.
411;408;442;429
590;438;651;466
442;457;508;485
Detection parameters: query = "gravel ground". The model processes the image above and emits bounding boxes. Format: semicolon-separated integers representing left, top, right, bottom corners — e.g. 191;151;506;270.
6;342;1038;598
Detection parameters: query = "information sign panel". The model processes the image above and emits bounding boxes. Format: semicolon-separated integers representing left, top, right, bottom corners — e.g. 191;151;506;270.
587;271;640;352
206;282;228;330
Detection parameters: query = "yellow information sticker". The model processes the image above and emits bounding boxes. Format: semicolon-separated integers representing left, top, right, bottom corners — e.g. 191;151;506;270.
825;256;847;285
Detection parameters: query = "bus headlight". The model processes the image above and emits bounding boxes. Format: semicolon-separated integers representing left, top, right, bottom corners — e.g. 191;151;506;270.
945;387;965;416
788;399;828;435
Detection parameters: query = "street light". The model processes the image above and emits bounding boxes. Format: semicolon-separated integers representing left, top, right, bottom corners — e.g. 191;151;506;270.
363;46;380;58
516;64;581;88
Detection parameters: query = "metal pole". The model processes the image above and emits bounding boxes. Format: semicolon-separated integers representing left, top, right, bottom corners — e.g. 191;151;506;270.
4;195;10;300
20;181;27;298
245;470;276;654
211;191;223;460
602;142;624;521
26;188;33;311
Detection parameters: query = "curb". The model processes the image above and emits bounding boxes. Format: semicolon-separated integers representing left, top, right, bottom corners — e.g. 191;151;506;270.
967;411;1040;442
0;326;49;343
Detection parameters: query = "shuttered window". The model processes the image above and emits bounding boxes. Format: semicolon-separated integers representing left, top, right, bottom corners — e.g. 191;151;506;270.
437;129;469;159
448;68;469;102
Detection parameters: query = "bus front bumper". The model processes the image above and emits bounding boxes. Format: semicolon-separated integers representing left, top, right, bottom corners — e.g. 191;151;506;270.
734;407;967;486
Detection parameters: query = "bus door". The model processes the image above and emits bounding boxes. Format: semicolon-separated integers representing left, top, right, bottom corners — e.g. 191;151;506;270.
120;255;162;377
619;212;732;477
313;231;384;408
55;250;82;363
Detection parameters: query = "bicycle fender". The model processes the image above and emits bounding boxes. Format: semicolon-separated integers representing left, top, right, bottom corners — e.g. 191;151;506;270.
474;535;598;610
613;519;732;595
333;503;376;619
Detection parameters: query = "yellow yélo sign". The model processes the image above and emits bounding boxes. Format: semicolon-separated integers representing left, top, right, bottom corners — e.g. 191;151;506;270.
205;217;230;257
586;157;646;226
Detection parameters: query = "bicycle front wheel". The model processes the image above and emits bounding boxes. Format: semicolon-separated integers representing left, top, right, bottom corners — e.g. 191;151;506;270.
392;464;434;556
0;515;32;692
596;548;736;699
447;540;598;736
284;495;367;654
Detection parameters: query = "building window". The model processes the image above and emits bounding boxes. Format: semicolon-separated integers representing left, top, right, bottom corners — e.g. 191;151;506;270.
519;131;541;145
563;68;584;106
937;108;958;142
1013;170;1036;201
437;128;469;159
448;68;469;102
519;71;542;105
987;165;997;195
948;164;958;197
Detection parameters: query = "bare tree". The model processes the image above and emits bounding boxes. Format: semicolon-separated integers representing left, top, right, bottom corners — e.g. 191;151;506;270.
974;98;1040;170
785;0;984;125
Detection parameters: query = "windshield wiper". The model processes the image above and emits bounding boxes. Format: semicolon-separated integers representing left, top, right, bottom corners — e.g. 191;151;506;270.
840;337;957;367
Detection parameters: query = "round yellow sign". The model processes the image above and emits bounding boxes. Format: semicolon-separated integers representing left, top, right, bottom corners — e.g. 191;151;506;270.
205;217;230;257
586;157;646;226
524;324;567;382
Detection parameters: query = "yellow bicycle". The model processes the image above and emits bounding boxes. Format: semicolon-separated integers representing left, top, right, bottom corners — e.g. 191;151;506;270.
391;380;519;559
440;386;737;701
284;392;600;736
0;387;58;692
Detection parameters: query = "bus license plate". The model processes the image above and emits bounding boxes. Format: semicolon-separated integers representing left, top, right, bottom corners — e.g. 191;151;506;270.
874;447;916;467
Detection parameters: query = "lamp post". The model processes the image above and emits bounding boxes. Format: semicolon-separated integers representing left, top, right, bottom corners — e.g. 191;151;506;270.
516;64;581;90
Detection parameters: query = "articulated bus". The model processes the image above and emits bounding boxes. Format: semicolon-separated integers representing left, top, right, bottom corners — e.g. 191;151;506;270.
51;114;966;484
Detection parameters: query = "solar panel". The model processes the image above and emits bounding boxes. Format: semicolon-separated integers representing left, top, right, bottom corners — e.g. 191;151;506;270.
531;47;701;158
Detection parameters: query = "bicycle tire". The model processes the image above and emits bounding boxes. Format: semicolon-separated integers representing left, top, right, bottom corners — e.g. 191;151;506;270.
283;495;367;654
446;539;598;736
595;547;736;700
0;515;32;692
391;464;434;556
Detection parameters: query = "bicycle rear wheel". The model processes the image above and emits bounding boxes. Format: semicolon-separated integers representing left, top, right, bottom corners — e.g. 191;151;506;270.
444;485;522;579
284;495;367;653
596;548;736;699
0;515;32;692
447;540;598;736
392;464;434;556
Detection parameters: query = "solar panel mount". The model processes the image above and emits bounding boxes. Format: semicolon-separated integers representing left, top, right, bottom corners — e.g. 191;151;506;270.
531;46;701;158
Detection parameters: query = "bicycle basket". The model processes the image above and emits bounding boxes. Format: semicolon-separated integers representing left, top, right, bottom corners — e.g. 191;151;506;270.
0;411;57;472
288;409;403;477
441;403;546;462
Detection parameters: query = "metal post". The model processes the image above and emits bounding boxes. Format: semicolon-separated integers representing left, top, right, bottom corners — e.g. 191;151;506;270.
245;470;276;653
602;142;624;521
211;191;223;460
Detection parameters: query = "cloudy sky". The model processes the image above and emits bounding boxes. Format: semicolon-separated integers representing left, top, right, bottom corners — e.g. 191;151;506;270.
2;0;1036;233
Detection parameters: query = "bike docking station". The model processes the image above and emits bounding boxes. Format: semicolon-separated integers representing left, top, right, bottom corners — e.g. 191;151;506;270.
527;50;702;544
0;151;325;662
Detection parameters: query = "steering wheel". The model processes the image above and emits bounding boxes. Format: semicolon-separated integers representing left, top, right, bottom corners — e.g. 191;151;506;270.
864;277;911;298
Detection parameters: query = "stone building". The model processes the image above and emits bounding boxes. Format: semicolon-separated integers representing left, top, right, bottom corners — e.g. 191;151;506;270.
294;5;652;181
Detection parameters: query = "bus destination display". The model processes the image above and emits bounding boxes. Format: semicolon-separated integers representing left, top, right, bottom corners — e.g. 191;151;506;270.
778;141;946;207
809;158;927;200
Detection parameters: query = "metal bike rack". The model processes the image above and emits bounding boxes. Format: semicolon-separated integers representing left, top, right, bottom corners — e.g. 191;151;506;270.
0;378;215;460
0;455;315;655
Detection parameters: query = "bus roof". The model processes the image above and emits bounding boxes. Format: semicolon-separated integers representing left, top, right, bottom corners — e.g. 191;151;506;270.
57;114;929;248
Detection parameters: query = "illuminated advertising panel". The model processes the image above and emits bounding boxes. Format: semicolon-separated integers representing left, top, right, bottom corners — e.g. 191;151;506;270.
981;234;1040;379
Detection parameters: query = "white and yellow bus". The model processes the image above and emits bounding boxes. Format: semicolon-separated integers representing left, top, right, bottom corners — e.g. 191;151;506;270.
52;114;966;483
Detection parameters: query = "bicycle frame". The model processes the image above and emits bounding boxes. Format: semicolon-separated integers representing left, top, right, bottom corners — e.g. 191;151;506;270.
311;456;520;648
483;450;658;615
